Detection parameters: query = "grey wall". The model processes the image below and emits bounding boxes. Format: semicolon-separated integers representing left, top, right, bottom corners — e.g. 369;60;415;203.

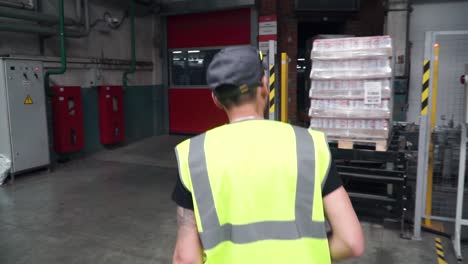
0;0;162;85
0;0;167;158
407;1;468;124
0;0;163;82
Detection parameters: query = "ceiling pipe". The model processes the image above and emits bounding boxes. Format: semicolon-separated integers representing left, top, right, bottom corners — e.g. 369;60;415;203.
71;0;90;37
0;0;88;38
0;5;78;25
0;0;34;10
0;21;55;34
75;0;81;21
0;20;84;37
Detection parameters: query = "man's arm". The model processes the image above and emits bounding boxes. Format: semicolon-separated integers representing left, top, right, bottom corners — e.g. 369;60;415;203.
324;186;365;261
173;206;203;264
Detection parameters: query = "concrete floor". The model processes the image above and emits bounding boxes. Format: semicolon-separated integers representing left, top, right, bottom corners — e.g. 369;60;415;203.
0;135;461;263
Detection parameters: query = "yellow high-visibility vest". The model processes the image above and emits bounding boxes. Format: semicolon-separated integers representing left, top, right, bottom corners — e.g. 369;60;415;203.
175;120;331;264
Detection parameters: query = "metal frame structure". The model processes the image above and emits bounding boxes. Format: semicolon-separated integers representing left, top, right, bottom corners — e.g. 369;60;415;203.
424;43;439;229
453;65;468;260
413;31;468;257
268;40;279;121
331;124;409;237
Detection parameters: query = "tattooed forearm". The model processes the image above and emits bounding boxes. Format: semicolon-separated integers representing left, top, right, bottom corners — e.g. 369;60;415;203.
173;207;203;264
177;206;197;228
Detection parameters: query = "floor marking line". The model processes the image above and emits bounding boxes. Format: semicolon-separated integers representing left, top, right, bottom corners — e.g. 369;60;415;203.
435;237;448;264
436;249;444;256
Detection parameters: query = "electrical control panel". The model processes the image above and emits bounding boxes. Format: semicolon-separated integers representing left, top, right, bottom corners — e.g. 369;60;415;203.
0;58;50;174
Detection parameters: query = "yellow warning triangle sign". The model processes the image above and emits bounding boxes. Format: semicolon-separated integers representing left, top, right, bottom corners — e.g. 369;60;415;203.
24;95;33;105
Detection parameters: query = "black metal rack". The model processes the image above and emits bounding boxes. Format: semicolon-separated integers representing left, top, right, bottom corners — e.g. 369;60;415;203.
329;124;411;237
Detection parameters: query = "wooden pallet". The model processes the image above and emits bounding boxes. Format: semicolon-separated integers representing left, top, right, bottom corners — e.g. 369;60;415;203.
329;137;389;152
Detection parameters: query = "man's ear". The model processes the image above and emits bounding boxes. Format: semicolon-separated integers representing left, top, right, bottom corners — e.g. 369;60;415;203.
212;92;224;110
260;75;269;99
262;75;268;89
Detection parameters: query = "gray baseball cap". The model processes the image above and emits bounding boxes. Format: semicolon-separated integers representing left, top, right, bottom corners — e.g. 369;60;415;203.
206;46;265;93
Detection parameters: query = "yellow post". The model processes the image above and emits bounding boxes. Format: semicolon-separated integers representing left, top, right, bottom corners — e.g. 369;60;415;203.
424;43;440;227
281;52;288;123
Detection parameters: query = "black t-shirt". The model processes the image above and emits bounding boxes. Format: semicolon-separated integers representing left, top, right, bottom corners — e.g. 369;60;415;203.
172;158;343;210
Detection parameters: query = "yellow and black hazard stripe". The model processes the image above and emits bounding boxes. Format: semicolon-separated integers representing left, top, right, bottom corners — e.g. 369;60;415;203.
421;60;430;115
269;64;276;113
435;237;448;264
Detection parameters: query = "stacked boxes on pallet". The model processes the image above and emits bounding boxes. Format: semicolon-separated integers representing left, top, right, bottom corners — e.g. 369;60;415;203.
309;36;393;141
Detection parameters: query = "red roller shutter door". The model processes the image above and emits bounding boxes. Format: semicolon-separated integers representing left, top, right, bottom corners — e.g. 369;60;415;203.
168;8;251;134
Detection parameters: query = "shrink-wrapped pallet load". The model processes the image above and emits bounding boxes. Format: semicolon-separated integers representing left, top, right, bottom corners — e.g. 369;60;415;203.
309;36;393;148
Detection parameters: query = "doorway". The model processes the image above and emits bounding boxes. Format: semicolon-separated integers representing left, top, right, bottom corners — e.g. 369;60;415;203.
297;22;345;126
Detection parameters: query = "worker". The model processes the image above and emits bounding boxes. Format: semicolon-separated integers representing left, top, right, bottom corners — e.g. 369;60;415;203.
171;46;364;264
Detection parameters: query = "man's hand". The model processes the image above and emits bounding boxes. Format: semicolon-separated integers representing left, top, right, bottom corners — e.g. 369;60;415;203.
324;186;365;261
173;206;203;264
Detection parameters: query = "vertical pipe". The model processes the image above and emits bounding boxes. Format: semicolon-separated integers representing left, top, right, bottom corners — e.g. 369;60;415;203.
67;0;90;38
454;123;467;260
44;0;66;90
250;7;258;47
454;64;468;260
274;62;280;120
281;52;288;123
83;0;89;34
424;43;440;227
123;0;136;88
75;0;81;22
161;16;169;134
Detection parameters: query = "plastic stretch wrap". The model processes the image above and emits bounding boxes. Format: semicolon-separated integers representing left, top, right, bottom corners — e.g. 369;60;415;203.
309;99;391;119
310;59;392;80
309;35;393;141
310;118;389;130
311;36;392;60
310;70;392;80
311;49;392;60
310;79;391;99
312;58;391;72
310;118;389;139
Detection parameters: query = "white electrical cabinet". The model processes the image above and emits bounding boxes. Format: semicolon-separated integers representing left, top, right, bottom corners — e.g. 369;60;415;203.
0;58;50;175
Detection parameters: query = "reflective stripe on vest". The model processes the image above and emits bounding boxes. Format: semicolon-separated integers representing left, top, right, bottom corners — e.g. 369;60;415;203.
187;126;326;250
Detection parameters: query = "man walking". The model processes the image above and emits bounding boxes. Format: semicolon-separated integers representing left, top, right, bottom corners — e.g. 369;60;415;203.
172;46;364;264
